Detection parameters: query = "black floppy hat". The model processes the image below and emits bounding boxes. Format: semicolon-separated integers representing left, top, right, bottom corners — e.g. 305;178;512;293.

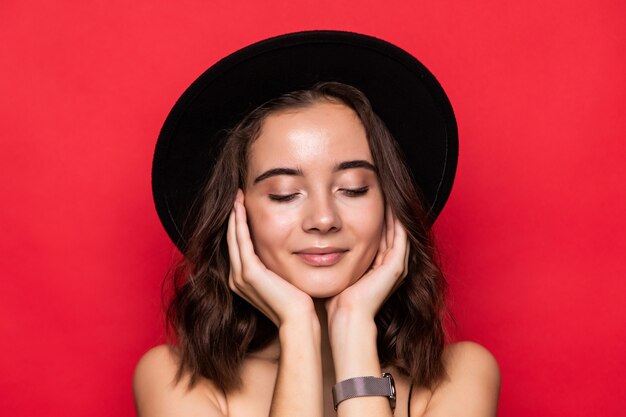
152;30;458;252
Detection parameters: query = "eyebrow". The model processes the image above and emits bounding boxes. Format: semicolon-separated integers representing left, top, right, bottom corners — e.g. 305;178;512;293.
252;159;376;185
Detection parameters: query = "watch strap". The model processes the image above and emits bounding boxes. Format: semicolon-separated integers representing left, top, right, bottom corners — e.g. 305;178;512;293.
332;373;396;410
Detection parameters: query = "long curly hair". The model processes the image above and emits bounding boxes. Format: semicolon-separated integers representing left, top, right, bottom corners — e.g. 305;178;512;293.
164;81;451;392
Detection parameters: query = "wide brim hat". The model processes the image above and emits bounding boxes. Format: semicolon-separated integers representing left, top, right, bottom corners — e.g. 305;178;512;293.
152;30;458;253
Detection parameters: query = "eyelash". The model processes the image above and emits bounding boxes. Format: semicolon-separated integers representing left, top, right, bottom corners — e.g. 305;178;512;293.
343;186;370;197
268;194;297;202
268;186;370;202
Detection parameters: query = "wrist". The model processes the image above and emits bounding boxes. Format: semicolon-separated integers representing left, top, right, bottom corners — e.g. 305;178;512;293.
277;294;317;327
279;314;321;344
328;310;377;346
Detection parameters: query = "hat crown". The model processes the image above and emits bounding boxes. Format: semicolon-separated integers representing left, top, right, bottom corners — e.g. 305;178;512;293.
152;30;458;252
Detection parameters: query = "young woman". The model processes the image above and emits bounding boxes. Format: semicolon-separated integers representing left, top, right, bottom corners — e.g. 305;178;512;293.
134;32;500;417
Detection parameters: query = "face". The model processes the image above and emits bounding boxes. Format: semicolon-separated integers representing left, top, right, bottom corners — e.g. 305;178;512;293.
243;100;385;298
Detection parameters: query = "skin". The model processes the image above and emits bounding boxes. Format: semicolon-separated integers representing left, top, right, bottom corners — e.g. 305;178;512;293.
242;102;386;299
133;101;501;417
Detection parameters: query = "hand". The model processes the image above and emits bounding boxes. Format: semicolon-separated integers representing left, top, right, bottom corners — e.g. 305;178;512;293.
227;189;316;327
325;205;410;324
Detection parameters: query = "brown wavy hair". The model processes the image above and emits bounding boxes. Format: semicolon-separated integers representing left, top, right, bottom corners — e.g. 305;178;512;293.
164;81;450;393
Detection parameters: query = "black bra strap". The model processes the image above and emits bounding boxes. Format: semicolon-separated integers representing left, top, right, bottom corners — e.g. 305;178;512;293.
407;382;414;416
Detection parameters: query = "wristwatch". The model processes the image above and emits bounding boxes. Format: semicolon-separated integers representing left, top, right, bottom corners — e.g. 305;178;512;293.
332;373;396;411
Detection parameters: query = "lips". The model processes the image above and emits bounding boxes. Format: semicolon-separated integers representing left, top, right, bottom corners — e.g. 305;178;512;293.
294;247;348;266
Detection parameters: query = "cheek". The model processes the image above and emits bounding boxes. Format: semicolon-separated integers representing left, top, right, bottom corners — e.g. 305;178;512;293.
354;201;385;243
346;200;385;276
245;202;297;256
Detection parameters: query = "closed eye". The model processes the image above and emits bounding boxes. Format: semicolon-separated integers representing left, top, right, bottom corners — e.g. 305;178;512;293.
342;186;369;196
268;193;298;202
268;187;369;203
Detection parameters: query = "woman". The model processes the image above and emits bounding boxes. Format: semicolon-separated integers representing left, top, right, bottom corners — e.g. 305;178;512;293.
134;31;500;416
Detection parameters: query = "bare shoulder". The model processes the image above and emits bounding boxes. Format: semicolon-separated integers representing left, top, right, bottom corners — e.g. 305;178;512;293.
133;344;228;417
442;341;501;379
423;341;501;417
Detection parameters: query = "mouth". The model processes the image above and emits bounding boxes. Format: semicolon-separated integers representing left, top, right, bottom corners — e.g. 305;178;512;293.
294;249;348;266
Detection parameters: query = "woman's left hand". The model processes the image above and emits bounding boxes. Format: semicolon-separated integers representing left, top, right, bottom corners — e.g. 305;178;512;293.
325;204;410;327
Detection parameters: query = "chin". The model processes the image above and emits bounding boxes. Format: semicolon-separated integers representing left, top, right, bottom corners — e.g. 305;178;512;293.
303;286;345;299
285;270;354;299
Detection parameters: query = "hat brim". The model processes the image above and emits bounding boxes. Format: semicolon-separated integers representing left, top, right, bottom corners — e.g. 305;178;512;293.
152;30;458;251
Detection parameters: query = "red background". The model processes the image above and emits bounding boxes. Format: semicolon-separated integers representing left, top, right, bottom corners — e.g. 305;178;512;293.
1;1;625;416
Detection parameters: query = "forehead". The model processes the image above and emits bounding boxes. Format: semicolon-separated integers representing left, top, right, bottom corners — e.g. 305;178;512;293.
247;101;373;173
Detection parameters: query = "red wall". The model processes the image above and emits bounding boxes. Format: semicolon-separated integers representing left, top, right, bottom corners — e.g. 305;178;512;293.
1;1;625;416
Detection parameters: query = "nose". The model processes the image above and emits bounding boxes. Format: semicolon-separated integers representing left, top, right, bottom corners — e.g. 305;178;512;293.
302;192;342;233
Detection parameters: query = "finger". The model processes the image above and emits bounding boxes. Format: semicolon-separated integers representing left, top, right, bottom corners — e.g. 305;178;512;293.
372;221;387;269
371;206;403;277
226;207;242;279
233;197;288;317
402;238;410;279
229;206;278;321
395;217;409;280
385;204;394;250
393;212;408;259
365;217;408;287
234;199;262;277
388;243;410;294
382;213;409;278
235;188;244;205
387;224;411;296
231;195;270;276
227;207;247;298
393;210;408;248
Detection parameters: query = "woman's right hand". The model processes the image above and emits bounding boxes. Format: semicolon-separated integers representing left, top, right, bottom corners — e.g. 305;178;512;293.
227;189;316;328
